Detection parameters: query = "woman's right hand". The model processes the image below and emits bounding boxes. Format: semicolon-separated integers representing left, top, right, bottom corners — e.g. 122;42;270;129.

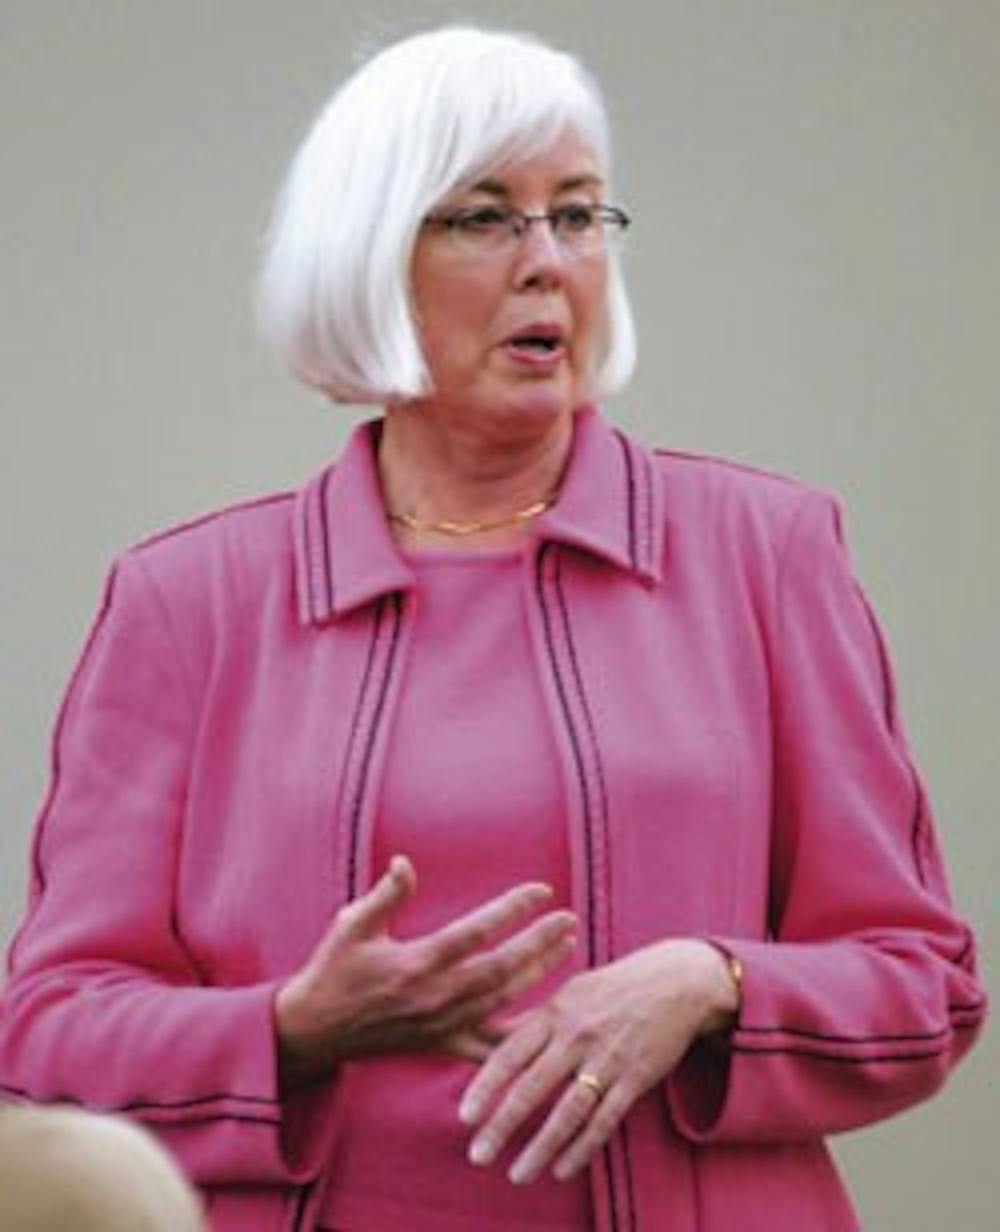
274;855;577;1088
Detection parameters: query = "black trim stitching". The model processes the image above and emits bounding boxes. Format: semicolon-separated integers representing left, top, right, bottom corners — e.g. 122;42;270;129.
135;1110;283;1126
318;466;335;615
301;485;317;622
627;442;653;574
0;1083;277;1110
605;1140;622;1232
955;927;975;970
534;547;596;965
557;554;637;1232
732;1043;956;1065
613;430;638;570
292;1183;313;1232
339;600;386;902
951;1007;988;1023
534;546;618;1231
0;1085;281;1123
554;553;612;922
619;1114;638;1232
347;593;404;899
556;552;635;1231
127;1093;277;1111
950;996;989;1013
688;1138;704;1230
737;1015;983;1045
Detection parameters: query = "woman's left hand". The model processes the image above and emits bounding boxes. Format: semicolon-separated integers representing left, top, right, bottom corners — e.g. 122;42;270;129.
458;938;739;1185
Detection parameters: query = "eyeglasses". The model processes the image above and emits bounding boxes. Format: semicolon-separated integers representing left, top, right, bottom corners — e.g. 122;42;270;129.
422;202;631;256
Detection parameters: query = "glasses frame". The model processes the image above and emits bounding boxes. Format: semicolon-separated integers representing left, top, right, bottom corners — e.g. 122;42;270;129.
422;202;631;254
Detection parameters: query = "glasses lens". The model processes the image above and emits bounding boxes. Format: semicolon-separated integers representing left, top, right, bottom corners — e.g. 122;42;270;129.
448;207;512;252
552;206;593;251
555;206;627;253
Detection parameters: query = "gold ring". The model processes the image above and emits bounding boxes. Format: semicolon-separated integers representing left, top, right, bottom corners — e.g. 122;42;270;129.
575;1071;605;1099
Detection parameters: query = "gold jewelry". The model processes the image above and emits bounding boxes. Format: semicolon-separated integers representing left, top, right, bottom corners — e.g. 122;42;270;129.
386;492;558;537
725;952;744;997
575;1071;605;1099
707;943;744;1005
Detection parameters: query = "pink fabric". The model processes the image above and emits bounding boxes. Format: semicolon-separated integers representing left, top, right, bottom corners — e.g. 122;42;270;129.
320;548;589;1228
0;408;986;1231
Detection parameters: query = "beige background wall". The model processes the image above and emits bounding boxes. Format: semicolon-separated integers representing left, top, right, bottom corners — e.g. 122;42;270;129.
2;2;995;1227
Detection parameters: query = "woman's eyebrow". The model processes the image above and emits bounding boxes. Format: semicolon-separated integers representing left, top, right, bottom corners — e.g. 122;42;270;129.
557;174;604;193
466;179;507;197
466;173;604;197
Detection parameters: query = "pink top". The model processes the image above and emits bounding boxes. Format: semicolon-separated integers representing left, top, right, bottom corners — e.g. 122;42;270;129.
320;548;590;1229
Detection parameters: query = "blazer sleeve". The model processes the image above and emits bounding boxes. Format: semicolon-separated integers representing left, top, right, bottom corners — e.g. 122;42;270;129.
667;490;987;1142
0;552;334;1187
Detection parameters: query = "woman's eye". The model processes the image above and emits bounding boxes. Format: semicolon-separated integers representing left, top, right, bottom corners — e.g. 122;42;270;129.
555;204;597;232
454;207;509;233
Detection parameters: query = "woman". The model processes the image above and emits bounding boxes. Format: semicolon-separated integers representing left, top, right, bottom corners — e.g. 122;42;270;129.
0;24;986;1232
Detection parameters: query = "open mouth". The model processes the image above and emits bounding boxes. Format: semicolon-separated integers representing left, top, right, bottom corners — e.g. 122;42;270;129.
508;336;561;354
504;325;566;358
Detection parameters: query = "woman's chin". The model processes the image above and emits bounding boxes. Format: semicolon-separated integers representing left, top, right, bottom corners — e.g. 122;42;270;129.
487;372;586;431
406;370;586;445
480;393;578;447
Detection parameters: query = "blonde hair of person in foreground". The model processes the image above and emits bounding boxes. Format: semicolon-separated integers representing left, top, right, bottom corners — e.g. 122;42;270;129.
0;1103;205;1230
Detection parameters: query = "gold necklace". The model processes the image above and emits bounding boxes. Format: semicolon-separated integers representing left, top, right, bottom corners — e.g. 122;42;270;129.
387;492;558;537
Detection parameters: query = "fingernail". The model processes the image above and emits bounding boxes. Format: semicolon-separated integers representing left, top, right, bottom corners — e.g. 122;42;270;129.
553;1159;575;1181
468;1136;496;1166
508;1157;532;1185
457;1098;478;1125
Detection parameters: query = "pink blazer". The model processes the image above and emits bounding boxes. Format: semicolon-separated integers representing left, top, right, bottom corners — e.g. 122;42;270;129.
0;408;985;1230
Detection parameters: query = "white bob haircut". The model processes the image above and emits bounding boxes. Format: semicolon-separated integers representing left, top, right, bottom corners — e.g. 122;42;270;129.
256;25;636;404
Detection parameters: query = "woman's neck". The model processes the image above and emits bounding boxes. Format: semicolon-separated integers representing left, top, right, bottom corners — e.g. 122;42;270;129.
377;405;574;550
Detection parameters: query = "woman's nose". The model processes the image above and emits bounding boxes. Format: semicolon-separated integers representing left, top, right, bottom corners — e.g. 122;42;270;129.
510;219;568;289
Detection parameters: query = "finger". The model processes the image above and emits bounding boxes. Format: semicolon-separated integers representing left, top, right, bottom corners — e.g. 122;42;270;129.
550;1079;637;1181
480;1008;534;1039
458;1013;551;1126
418;882;556;970
448;911;575;1001
444;1006;534;1051
464;1036;579;1167
441;1027;499;1064
337;854;416;940
508;1068;628;1185
440;926;577;1031
477;911;577;990
467;1044;573;1166
427;993;529;1053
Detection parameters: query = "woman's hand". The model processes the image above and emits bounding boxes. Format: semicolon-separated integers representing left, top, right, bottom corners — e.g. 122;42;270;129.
274;855;577;1087
457;939;739;1185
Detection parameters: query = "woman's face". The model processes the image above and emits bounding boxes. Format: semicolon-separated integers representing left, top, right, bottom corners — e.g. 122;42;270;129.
407;128;609;440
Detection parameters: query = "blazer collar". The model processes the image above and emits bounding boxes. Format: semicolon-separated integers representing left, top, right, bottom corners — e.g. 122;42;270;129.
293;405;663;624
